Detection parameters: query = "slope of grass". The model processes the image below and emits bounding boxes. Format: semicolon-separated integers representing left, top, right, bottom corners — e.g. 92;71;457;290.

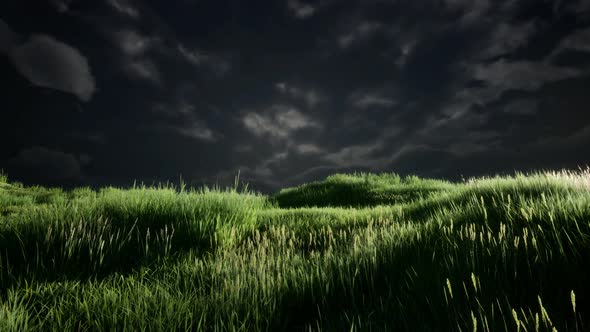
0;169;589;331
271;172;456;208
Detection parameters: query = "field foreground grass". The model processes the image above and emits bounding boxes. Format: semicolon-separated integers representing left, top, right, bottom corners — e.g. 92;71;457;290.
0;169;589;331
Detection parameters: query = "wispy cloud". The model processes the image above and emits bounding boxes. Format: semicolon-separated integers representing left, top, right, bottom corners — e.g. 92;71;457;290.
338;22;381;49
480;21;537;59
107;0;140;19
177;44;231;76
173;122;215;141
322;128;402;168
549;27;590;60
473;59;582;92
114;29;156;57
444;0;491;25
109;29;164;84
125;59;161;84
350;92;397;110
152;99;218;142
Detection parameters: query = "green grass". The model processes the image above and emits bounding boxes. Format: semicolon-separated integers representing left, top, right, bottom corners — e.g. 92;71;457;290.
0;169;589;331
271;172;455;208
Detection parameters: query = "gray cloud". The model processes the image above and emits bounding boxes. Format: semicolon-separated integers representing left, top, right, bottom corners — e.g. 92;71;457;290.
0;19;17;53
445;0;491;25
109;27;231;84
213;151;295;191
323;141;386;168
550;27;590;60
502;99;538;115
295;143;323;154
275;82;324;109
177;44;208;66
108;29;164;84
49;0;72;13
107;0;140;19
6;146;83;181
566;0;590;16
242;105;322;141
177;44;231;77
473;59;583;92
420;53;584;134
287;0;316;19
124;58;161;84
8;34;96;101
531;123;590;150
350;91;397;110
114;29;156;57
322;127;402;168
395;39;417;68
152;99;218;142
338;22;382;49
171;122;215;141
480;21;537;59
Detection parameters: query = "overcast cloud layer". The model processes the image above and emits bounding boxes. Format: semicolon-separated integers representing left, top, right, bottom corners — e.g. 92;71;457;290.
1;0;590;193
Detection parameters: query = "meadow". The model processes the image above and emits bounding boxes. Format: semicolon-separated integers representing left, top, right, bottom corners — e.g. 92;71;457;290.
0;169;589;331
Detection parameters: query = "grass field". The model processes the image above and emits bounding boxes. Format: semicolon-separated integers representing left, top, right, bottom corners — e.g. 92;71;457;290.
0;169;589;331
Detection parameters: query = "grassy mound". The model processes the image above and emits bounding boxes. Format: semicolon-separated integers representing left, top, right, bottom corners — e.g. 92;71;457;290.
0;169;589;331
271;172;455;208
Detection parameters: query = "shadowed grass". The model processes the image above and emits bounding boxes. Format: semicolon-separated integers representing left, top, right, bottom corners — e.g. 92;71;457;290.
0;182;269;292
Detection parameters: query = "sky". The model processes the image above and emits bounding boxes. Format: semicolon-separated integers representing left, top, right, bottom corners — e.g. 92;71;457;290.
1;0;590;194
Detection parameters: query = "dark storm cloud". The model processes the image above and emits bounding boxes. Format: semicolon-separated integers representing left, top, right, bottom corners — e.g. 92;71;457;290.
231;0;590;188
2;0;590;193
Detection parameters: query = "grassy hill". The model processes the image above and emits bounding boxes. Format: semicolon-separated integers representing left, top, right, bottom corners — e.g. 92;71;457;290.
0;169;589;331
270;172;455;208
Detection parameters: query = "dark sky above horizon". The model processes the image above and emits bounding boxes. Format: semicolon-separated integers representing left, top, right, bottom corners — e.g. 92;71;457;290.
1;0;590;193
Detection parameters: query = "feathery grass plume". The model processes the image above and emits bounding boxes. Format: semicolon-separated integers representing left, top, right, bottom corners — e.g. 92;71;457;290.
571;290;576;314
